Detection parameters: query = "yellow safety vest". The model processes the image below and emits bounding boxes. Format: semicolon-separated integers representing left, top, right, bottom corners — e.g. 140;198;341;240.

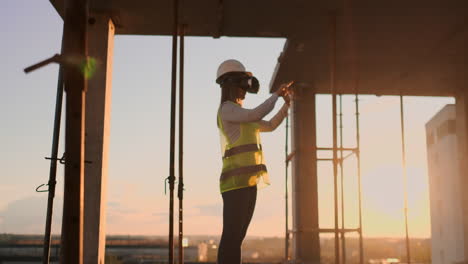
217;103;270;193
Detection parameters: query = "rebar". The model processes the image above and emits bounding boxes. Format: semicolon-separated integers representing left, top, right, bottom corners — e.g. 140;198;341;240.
177;23;185;264
42;31;65;264
399;95;411;264
355;94;364;264
24;54;61;74
339;94;346;264
168;0;179;262
330;13;340;264
285;115;290;261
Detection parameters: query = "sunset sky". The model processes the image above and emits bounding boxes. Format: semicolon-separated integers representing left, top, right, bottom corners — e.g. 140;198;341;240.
1;1;455;238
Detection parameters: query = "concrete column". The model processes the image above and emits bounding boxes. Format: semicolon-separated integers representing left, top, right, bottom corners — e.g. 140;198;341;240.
84;13;114;264
60;0;88;263
455;90;468;263
291;86;320;264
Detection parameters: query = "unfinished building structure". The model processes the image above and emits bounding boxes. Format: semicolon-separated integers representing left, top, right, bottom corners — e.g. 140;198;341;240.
426;105;465;264
31;0;468;263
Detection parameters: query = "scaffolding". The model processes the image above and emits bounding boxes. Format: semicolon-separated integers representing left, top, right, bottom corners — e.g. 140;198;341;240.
284;93;415;264
284;93;365;264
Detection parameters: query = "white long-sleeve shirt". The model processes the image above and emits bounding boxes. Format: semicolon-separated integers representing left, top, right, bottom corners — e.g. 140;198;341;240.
219;94;289;143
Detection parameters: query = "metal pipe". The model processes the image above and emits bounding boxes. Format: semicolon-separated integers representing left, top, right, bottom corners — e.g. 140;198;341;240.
330;13;340;264
285;115;290;261
314;228;360;233
355;94;364;264
42;31;65;264
342;152;355;161
24;54;61;74
399;95;411;264
339;94;346;264
318;158;335;162
177;23;185;264
168;0;179;262
317;147;356;152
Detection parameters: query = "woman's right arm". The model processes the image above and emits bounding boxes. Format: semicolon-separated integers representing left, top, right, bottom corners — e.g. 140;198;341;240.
221;94;279;123
258;103;289;132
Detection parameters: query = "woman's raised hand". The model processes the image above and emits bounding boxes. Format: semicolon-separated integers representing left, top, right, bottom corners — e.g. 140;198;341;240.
276;81;292;96
276;81;294;105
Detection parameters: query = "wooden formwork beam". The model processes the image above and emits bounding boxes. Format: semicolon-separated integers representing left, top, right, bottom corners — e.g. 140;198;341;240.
60;0;88;263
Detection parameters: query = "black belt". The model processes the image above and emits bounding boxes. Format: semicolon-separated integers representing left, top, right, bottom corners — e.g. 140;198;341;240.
220;164;267;181
223;144;262;158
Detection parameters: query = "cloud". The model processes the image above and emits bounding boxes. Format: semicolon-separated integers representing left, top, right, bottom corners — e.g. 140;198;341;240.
0;195;162;234
0;195;62;234
0;196;226;236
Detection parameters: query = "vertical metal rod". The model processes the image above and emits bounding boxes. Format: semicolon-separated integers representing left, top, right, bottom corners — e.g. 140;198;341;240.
60;0;88;263
339;94;346;264
355;94;364;264
168;0;179;263
285;115;290;261
399;95;411;264
42;30;65;264
177;23;185;264
330;13;340;264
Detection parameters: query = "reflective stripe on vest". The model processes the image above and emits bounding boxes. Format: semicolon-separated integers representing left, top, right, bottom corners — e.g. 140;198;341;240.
220;164;267;181
217;103;269;193
223;143;262;158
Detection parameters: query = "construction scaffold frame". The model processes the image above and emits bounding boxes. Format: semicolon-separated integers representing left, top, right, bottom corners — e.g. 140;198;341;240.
284;93;365;264
284;94;414;264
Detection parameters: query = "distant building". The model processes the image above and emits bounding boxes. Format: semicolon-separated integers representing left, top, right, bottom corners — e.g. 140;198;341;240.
426;104;465;264
0;244;60;264
0;241;200;264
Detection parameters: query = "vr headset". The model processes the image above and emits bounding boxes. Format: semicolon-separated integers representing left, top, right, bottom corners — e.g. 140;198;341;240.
217;72;260;94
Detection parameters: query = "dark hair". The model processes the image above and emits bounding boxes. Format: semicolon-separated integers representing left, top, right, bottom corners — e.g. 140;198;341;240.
219;72;247;104
220;83;241;104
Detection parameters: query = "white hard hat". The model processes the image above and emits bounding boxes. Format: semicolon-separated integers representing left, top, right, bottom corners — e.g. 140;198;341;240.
216;59;247;83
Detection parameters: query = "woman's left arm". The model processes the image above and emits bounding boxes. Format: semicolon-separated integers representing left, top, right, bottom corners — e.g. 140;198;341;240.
258;103;289;132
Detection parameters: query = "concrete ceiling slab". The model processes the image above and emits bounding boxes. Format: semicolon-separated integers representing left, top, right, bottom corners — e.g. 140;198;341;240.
49;0;468;96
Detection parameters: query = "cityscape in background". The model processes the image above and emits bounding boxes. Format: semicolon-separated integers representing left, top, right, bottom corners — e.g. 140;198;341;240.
0;234;431;264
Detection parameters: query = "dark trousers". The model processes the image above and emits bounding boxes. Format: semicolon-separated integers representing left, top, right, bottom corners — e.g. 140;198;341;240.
217;186;257;264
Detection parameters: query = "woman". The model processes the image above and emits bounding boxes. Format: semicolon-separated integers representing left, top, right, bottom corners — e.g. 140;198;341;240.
216;59;292;264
